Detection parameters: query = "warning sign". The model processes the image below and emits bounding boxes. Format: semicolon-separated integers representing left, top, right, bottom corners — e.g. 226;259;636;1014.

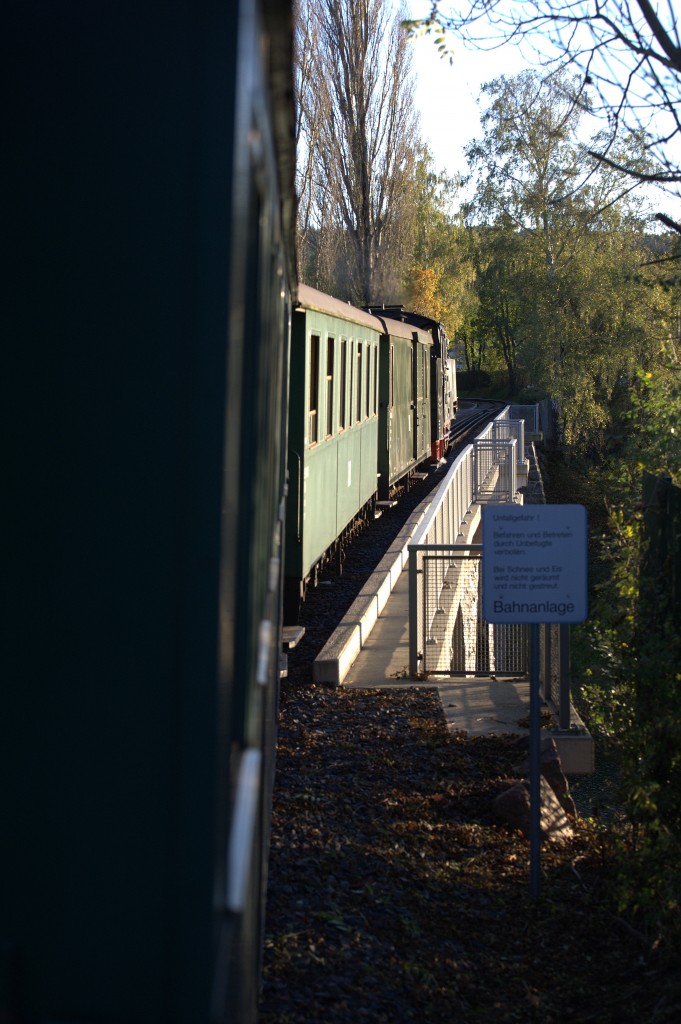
482;504;588;623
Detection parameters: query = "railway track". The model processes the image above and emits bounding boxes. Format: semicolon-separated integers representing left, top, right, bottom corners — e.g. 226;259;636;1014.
450;399;505;443
284;400;504;685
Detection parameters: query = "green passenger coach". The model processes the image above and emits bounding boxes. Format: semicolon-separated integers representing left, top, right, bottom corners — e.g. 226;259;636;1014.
374;315;432;500
284;286;439;623
285;285;382;621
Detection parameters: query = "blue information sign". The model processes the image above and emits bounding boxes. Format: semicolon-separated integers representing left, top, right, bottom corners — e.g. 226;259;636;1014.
482;504;588;624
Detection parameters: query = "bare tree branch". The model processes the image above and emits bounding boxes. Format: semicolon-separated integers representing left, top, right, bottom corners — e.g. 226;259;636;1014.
404;1;681;213
655;211;681;234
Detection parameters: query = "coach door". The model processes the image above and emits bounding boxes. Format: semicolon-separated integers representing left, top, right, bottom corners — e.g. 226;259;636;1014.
413;335;428;460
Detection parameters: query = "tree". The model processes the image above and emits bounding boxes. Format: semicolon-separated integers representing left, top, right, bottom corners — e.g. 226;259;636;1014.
466;223;526;391
295;0;421;303
406;151;477;336
576;335;681;956
294;1;328;284
404;0;681;232
462;70;666;443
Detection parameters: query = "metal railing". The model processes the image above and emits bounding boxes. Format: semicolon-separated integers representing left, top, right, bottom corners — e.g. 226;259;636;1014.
539;622;572;730
408;406;521;676
473;436;517;502
409;551;573;730
407;446;476;657
493;417;526;471
507;403;540;435
406;402;574;729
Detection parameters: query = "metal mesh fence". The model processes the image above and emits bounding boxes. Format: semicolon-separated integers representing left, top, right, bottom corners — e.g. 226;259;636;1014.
508;404;539;434
493;418;526;473
473;438;517;503
539;623;571;728
414;549;529;677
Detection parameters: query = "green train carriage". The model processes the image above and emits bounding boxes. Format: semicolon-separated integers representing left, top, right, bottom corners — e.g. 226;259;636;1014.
374;314;433;500
284;287;434;621
285;285;382;620
366;305;458;461
4;2;295;1022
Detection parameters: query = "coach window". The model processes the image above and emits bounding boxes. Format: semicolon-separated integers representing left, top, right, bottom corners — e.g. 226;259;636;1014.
339;338;347;429
356;342;363;422
365;342;371;418
373;345;378;415
326;336;334;438
309;333;319;444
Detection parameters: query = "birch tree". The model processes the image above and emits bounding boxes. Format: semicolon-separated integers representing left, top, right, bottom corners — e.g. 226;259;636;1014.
407;153;477;337
465;71;667;445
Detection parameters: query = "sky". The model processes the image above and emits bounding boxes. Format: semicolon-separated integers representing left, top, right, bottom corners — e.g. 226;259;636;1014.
403;0;533;183
407;20;526;181
403;0;681;222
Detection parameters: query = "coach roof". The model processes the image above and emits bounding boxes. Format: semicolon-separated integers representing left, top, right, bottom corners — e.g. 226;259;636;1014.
296;284;431;344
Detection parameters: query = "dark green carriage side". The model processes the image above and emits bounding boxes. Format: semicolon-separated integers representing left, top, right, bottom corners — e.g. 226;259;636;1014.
376;319;432;499
365;305;457;460
418;318;456;460
4;2;295;1022
430;321;457;460
285;286;381;620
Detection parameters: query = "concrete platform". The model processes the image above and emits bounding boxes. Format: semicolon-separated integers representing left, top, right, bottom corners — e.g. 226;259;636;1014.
340;569;534;738
313;481;595;770
312;505;430;686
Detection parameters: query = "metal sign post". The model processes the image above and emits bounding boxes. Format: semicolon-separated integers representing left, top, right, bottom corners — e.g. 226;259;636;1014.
482;504;588;897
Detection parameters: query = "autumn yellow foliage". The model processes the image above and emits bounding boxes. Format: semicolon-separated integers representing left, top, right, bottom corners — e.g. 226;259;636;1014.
408;266;448;325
